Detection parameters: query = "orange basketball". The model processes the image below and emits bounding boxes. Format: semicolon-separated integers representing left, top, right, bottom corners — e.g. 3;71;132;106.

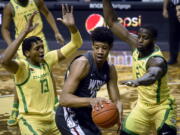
91;102;119;128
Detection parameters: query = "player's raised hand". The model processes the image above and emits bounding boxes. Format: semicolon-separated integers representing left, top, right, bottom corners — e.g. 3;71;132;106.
57;4;75;28
25;11;39;33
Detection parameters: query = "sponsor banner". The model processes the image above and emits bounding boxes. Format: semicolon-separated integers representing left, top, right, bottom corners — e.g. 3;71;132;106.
89;3;131;10
0;2;168;50
85;13;141;35
108;51;132;66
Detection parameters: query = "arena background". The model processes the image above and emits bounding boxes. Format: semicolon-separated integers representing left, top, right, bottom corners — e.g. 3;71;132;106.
0;1;169;51
0;1;179;135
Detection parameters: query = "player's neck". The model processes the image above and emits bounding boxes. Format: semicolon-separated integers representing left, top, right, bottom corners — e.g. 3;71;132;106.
15;0;28;7
27;59;41;67
138;45;154;58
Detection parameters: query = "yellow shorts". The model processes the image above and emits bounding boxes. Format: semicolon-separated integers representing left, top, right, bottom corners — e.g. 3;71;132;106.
122;97;176;135
17;33;49;59
18;115;61;135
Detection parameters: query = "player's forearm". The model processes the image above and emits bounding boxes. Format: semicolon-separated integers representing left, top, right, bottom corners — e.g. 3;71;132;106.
1;30;28;65
59;93;92;107
1;29;13;46
103;0;118;27
46;12;60;34
60;29;83;58
67;25;78;34
136;72;158;86
102;0;134;46
163;0;170;10
115;100;122;118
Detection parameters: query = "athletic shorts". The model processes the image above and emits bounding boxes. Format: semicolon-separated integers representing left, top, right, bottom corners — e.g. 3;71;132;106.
18;115;61;135
55;107;101;135
17;33;49;59
122;97;176;135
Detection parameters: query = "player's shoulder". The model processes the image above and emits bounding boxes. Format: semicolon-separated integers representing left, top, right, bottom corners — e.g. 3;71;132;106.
146;56;167;74
69;56;90;77
148;56;166;67
70;56;89;71
72;56;89;66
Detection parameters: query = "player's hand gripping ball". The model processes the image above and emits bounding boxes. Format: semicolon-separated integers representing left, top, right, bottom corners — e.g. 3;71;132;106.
91;102;119;128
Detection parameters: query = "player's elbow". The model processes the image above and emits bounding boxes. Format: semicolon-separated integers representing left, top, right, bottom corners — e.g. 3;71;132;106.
79;36;83;47
0;54;8;66
59;98;68;107
147;73;158;85
149;77;157;84
59;93;71;107
75;35;83;49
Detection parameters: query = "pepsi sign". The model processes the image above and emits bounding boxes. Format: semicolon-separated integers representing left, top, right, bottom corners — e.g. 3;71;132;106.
85;13;142;34
85;14;105;34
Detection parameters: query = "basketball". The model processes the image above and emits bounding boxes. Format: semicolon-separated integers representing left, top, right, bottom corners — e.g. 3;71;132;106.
91;102;119;128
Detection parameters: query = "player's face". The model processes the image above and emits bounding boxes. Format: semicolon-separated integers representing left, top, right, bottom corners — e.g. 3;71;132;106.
28;41;44;65
137;28;154;52
92;41;111;64
176;5;180;22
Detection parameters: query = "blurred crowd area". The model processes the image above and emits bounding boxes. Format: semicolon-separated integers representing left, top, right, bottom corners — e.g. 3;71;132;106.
0;0;164;2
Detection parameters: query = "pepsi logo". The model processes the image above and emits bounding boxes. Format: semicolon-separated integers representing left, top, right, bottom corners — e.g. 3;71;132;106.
85;14;105;34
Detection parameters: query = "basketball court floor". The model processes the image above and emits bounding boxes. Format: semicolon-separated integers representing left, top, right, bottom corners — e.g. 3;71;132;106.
0;51;179;135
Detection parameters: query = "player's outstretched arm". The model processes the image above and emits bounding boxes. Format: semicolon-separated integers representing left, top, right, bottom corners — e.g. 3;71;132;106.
37;0;65;44
136;57;167;85
0;12;38;73
56;4;83;62
102;0;137;50
120;57;167;87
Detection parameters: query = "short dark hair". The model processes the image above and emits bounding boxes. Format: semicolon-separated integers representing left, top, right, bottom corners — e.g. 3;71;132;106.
22;36;42;56
140;25;158;39
90;27;114;48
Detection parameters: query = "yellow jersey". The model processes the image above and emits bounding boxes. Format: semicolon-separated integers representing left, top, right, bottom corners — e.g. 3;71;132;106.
10;0;47;58
10;0;43;38
14;50;58;121
132;46;170;105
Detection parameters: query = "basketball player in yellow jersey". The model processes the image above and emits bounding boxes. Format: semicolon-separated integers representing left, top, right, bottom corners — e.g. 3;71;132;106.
103;0;176;134
2;0;64;57
1;0;65;126
0;5;82;135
